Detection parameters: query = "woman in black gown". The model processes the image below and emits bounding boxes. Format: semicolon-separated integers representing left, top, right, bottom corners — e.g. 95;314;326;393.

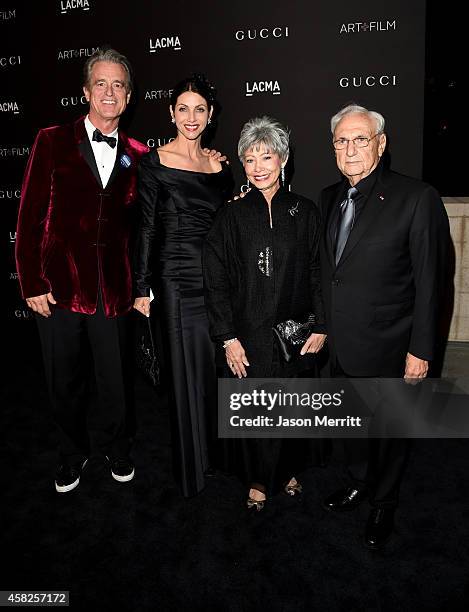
133;75;232;497
203;116;327;510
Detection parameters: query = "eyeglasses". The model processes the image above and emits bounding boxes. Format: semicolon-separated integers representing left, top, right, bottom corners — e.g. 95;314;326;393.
333;134;380;150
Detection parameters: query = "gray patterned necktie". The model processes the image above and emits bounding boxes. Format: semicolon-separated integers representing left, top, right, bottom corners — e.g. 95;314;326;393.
335;186;358;265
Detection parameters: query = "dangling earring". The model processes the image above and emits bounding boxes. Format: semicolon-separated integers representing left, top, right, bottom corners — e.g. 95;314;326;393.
171;117;175;124
281;166;285;186
208;118;212;125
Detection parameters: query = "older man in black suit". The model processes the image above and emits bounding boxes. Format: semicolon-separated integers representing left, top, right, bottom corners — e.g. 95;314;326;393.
319;104;450;548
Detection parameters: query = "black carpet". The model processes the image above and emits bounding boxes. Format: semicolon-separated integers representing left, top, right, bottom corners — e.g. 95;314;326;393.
2;356;469;612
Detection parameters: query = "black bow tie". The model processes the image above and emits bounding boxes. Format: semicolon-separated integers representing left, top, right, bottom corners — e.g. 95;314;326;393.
92;128;117;148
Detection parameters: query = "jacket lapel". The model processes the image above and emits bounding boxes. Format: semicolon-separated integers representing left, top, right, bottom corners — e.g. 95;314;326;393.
75;117;103;187
106;135;124;188
78;137;102;188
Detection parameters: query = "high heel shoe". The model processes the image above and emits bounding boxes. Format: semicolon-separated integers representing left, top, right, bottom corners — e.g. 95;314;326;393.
284;479;303;497
246;496;265;512
247;487;266;511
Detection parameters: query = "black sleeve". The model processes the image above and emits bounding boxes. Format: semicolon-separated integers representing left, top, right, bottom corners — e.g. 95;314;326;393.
408;185;450;360
202;205;237;343
133;155;160;297
309;203;327;334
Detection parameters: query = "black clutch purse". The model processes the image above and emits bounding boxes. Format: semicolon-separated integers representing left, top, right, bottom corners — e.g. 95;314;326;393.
272;313;316;363
136;315;160;387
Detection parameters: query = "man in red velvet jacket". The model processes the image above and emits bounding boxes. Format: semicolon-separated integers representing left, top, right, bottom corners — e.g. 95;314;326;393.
16;48;149;493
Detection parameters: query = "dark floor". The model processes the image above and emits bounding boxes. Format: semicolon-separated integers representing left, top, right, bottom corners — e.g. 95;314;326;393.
2;343;469;611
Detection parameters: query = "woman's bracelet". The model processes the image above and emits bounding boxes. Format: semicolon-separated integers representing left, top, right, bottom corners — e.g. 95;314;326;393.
223;337;238;349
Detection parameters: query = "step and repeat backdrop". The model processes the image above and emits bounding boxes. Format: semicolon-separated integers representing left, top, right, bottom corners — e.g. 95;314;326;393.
1;0;426;330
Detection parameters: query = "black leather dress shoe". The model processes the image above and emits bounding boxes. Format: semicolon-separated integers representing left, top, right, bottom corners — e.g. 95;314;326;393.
323;486;368;511
364;508;395;549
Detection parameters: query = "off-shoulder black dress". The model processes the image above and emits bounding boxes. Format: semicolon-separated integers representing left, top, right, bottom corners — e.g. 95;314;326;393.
134;150;233;497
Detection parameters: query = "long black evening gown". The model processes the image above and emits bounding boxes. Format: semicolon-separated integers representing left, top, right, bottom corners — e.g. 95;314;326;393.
134;150;233;497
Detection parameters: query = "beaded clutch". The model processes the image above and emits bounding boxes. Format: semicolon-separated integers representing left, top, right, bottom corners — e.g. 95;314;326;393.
272;313;316;363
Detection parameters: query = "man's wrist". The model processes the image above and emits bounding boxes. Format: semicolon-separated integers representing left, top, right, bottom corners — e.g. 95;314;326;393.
222;337;238;349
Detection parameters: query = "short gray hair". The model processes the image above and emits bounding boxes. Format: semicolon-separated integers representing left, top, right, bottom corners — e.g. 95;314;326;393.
83;47;133;92
330;104;385;135
238;116;290;162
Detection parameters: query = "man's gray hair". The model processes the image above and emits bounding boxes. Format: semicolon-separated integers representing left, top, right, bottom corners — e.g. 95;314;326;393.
238;116;290;162
83;47;133;92
330;104;385;135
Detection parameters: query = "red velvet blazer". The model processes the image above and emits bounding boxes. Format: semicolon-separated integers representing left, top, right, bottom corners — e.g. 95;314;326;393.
16;117;149;317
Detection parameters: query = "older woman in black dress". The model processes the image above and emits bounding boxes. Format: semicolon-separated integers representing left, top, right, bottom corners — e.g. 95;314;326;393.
203;116;327;510
133;75;232;497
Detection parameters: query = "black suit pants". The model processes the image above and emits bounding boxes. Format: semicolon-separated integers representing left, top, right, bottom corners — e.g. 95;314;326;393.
331;359;410;509
36;293;131;464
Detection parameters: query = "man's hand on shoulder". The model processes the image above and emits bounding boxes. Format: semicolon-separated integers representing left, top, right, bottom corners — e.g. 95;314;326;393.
26;292;56;317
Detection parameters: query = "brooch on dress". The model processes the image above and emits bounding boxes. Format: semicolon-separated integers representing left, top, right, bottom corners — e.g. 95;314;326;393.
288;201;300;216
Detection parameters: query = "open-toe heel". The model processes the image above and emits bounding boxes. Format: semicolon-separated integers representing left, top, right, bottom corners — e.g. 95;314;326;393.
247;486;266;511
284;479;303;497
246;496;265;511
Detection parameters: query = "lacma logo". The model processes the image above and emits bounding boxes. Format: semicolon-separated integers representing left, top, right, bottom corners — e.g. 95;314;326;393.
59;0;90;13
340;20;396;34
149;36;181;53
235;26;289;40
245;81;281;96
0;101;20;115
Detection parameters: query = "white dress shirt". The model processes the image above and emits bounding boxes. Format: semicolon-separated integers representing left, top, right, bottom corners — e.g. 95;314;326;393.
84;115;118;188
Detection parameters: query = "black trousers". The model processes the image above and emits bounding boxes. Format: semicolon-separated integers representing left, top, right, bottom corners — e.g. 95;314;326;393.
36;294;131;464
331;359;410;509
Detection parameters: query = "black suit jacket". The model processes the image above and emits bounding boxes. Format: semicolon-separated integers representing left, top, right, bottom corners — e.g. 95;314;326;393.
319;164;450;376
